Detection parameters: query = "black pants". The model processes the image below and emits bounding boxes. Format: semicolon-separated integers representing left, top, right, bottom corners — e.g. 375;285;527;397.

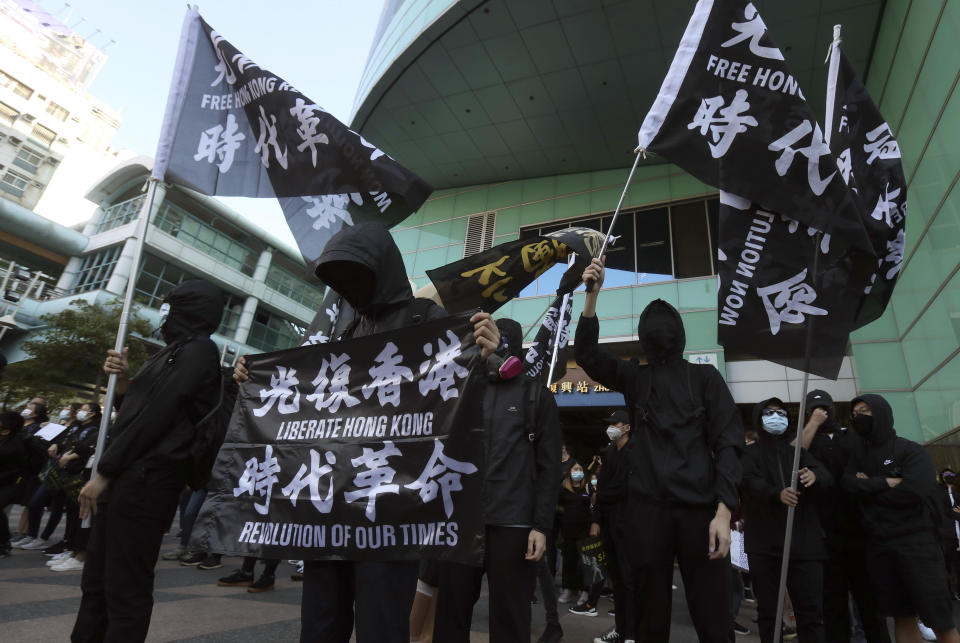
822;544;890;643
751;555;825;643
71;465;183;643
28;483;64;539
560;534;584;592
0;483;20;545
434;526;536;643
300;558;418;643
588;515;636;639
241;556;280;577
623;499;731;643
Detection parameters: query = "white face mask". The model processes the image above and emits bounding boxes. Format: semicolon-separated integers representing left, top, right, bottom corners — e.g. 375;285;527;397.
59;409;70;420
76;410;90;422
606;425;623;441
20;409;32;418
762;414;789;435
158;302;171;328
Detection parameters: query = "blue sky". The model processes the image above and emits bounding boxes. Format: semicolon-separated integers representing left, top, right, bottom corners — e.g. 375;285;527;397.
48;0;387;245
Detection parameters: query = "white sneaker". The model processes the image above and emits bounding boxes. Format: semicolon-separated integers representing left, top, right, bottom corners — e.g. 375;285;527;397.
46;551;73;566
20;538;49;550
51;557;84;572
9;535;30;548
918;621;936;642
578;590;590;604
557;588;574;603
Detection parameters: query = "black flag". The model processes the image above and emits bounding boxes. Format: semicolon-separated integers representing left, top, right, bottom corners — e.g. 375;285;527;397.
426;227;603;313
299;289;355;347
636;0;872;253
154;8;431;265
523;292;573;384
829;50;906;327
716;192;873;379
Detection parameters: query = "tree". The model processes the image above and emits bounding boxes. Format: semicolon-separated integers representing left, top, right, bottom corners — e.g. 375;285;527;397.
0;298;154;409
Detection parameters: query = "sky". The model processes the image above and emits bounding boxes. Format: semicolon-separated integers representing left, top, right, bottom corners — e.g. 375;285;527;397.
35;0;388;247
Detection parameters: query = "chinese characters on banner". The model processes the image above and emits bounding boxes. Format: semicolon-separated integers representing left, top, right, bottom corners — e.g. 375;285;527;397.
156;9;432;266
191;315;486;564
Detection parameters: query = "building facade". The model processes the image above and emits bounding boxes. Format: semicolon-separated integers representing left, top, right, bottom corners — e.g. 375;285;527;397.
347;0;958;455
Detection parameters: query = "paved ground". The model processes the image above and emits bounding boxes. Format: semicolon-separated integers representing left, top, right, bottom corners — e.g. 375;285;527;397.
0;507;769;641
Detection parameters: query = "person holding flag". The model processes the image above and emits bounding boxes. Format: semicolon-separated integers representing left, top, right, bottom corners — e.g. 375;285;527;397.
576;257;743;642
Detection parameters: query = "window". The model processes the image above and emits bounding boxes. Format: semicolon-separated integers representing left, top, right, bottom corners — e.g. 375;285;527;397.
463;211;496;257
247;307;305;353
0;71;33;99
13;147;43;174
30;123;56;147
153;201;258;275
219;293;244;337
45;101;69;122
265;263;323;309
95;194;145;233
73;246;123;293
0;169;30;197
0;101;18;125
518;196;719;297
133;255;199;308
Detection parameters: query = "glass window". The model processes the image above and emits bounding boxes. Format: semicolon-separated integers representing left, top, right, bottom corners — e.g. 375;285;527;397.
30;123;56;147
0;169;30;197
96;194;146;233
671;201;713;279
73;246;123;293
635;207;673;284
45;101;69;121
266;263;324;309
134;255;200;308
153;201;258;276
13;147;43;174
247;307;305;353
219;293;244;337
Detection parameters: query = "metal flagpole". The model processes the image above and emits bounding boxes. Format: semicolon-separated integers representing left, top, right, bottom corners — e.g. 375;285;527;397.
83;178;166;526
545;255;576;385
772;24;842;643
599;149;643;259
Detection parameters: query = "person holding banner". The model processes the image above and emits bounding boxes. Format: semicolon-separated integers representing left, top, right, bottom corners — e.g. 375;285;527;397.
742;397;831;643
576;257;743;643
432;317;561;643
843;395;960;643
71;279;224;643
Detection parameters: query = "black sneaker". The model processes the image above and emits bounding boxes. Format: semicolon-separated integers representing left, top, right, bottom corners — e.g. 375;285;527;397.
536;622;563;643
594;627;621;643
217;569;254;587
734;622;750;636
247;574;275;593
198;554;222;570
179;551;204;566
569;602;598;616
43;541;65;556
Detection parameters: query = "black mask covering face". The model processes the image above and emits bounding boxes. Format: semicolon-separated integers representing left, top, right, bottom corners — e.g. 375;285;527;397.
851;413;874;437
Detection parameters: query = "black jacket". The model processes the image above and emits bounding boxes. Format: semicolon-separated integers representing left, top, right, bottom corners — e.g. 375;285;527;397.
0;432;27;487
741;398;832;559
842;394;940;546
97;280;222;478
591;438;632;525
557;484;592;541
938;485;960;549
574;301;743;509
61;421;99;476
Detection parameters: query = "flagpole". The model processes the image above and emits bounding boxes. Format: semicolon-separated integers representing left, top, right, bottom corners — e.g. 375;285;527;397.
545;256;576;385
597;149;643;260
772;23;842;643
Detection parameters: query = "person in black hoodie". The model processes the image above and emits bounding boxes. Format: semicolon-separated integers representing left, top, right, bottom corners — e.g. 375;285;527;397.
433;317;560;643
0;411;27;557
71;279;224;643
231;222;500;643
843;394;960;643
576;257;743;642
938;468;960;600
797;390;889;643
742;397;831;643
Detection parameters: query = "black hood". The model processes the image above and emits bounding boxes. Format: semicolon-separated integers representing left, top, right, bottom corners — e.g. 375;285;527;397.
313;222;412;315
806;389;841;433
752;397;793;446
496;318;523;359
161;279;224;344
850;393;896;445
637;299;685;365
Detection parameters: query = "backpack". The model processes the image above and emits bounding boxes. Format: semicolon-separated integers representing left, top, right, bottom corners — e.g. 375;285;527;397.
184;364;230;491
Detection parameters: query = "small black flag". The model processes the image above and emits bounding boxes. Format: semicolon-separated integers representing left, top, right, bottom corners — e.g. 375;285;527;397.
523;292;573;384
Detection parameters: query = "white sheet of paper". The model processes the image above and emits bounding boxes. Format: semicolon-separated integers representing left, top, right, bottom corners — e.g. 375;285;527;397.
731;529;749;571
34;422;67;442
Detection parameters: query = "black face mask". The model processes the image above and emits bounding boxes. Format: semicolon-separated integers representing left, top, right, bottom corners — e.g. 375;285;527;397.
851;414;874;437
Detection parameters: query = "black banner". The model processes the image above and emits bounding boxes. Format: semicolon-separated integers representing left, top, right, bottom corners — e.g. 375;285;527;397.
716;192;873;379
637;0;872;253
192;314;485;564
523;292;572;384
426;227;603;313
829;50;906;327
158;10;431;265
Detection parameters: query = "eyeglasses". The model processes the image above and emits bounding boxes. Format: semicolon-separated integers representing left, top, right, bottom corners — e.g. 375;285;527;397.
762;408;787;418
851;407;872;417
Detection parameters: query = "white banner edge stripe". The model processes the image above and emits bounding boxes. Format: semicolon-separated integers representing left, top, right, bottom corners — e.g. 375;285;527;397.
637;0;716;149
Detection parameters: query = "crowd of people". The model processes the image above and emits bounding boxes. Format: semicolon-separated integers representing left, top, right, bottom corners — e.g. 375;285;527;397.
0;240;958;643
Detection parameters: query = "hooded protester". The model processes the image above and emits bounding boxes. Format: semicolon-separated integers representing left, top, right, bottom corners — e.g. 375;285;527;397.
434;317;561;643
741;397;831;643
72;279;225;643
0;411;26;556
575;258;743;643
939;468;960;600
232;222;500;643
843;394;960;643
797;390;889;643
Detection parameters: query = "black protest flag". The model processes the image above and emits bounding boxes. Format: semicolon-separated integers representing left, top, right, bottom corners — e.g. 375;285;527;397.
636;0;872;253
299;289;355;347
427;227;604;313
192;314;486;564
523;291;573;384
153;8;431;266
715;192;874;379
828;49;906;327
